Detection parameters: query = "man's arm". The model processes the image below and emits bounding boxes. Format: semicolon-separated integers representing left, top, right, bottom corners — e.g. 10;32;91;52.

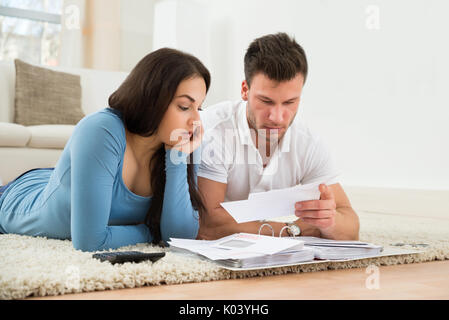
295;183;360;240
197;177;321;240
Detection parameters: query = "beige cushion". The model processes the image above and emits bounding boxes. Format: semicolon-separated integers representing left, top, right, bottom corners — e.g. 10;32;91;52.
0;122;30;147
14;59;85;126
27;125;75;149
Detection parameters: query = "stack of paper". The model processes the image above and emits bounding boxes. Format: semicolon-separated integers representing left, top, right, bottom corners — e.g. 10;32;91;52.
168;233;386;269
168;233;315;268
297;236;383;260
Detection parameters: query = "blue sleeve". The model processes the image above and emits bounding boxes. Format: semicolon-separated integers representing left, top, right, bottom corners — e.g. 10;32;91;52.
160;148;200;242
70;115;151;252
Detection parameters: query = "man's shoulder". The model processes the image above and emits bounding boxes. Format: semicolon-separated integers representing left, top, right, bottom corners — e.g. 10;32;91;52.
201;100;242;132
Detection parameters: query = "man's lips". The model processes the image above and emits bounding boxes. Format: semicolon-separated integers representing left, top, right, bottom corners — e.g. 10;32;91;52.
262;126;284;132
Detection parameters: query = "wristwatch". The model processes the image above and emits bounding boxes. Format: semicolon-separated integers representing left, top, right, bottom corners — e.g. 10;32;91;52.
286;222;301;237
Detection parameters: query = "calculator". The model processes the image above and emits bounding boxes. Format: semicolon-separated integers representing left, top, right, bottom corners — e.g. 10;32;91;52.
92;251;165;264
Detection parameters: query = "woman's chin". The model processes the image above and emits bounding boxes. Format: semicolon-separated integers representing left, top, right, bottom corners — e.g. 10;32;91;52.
166;139;190;148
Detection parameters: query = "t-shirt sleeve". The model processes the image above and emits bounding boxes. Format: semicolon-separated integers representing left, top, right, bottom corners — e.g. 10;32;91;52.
69;115;151;252
197;128;232;184
300;136;342;186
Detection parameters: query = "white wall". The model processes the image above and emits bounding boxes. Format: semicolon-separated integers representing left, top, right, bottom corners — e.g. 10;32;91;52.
197;0;449;191
120;0;155;72
148;0;449;190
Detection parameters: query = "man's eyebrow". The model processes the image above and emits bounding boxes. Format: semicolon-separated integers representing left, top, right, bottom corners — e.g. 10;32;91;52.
176;94;196;103
284;96;299;103
256;95;299;102
256;94;274;101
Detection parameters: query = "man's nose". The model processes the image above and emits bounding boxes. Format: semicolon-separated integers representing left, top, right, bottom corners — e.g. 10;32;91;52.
268;105;284;124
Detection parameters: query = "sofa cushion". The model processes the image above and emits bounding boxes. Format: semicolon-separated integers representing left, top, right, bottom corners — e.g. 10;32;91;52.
0;147;62;184
27;125;75;149
14;59;85;126
0;122;31;147
0;60;15;123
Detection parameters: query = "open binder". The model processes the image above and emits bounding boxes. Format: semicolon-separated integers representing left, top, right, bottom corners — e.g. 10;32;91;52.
167;226;400;270
169;233;315;269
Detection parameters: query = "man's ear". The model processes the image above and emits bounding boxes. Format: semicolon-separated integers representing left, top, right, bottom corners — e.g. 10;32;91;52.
241;80;249;101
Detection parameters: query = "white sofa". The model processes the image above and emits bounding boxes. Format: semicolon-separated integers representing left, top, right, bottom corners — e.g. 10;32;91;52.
0;60;129;184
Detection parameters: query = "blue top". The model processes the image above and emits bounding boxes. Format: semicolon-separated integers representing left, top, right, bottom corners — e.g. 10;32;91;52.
0;108;200;251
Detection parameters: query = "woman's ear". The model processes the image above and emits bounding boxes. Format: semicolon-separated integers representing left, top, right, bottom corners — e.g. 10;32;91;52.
241;80;249;101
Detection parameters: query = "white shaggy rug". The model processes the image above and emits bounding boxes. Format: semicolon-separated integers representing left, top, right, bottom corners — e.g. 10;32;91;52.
1;210;448;300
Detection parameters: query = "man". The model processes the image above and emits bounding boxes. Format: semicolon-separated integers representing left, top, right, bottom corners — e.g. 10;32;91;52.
197;33;359;240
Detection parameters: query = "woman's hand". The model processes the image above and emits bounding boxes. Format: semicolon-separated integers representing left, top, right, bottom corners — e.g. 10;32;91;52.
165;121;203;155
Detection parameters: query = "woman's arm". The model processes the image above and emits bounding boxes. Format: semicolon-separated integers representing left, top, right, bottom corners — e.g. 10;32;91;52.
160;148;200;242
70;116;151;252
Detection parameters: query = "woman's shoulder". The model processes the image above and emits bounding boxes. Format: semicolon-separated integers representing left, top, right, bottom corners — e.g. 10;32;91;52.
74;108;125;138
68;108;126;154
78;108;123;127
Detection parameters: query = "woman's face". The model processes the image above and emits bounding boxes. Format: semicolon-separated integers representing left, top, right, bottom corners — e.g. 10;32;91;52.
157;76;207;148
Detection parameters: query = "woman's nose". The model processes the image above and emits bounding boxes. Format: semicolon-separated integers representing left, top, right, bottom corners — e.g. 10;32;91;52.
189;111;201;126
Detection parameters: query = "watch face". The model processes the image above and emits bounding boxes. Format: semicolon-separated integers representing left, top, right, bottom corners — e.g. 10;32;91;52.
290;224;300;236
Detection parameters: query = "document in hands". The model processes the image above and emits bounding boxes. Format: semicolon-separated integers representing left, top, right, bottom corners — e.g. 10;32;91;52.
168;233;385;270
220;183;321;223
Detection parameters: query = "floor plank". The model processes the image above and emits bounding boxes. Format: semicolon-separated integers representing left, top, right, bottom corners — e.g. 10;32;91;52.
29;260;449;300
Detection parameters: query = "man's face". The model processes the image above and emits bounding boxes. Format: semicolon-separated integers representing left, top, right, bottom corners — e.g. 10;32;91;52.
241;72;305;144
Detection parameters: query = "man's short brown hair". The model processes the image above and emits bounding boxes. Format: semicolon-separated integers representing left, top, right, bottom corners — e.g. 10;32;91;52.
244;32;308;86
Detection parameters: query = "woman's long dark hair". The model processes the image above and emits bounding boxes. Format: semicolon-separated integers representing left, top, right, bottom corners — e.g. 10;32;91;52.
108;48;210;244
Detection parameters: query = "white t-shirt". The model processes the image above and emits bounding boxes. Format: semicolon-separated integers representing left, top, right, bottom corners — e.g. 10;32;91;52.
198;100;341;202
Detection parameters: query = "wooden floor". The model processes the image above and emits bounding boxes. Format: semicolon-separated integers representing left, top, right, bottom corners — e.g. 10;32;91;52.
29;188;449;300
31;260;449;300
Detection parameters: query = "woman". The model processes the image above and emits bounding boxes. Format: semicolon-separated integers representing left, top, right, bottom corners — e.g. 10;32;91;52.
0;48;210;252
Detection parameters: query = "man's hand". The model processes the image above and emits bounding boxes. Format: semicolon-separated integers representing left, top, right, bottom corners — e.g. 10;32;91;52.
295;184;337;231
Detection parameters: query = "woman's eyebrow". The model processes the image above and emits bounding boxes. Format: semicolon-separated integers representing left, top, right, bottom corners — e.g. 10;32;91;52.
176;94;196;103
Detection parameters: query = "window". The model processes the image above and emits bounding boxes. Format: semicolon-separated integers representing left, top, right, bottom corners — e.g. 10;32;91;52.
0;0;63;66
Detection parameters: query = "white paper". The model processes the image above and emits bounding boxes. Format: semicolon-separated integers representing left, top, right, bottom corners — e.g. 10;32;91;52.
297;236;383;249
218;246;422;271
168;233;403;270
220;182;321;223
168;233;305;261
